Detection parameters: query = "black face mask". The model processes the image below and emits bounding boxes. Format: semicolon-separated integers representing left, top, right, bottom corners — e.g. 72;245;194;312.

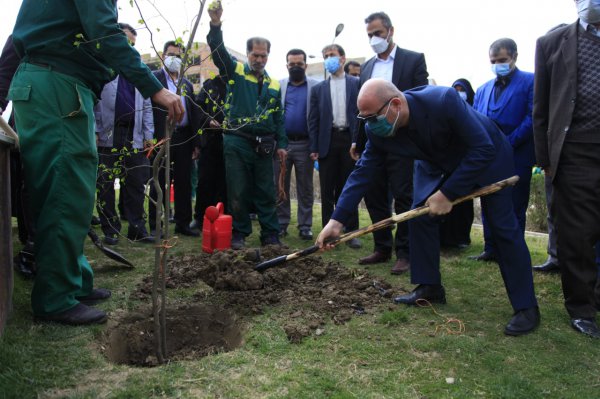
288;66;306;83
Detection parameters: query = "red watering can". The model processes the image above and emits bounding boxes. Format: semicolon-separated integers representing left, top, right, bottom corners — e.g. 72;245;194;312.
202;202;232;254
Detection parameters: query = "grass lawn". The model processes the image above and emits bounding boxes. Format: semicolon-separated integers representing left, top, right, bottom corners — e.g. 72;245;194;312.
1;202;599;399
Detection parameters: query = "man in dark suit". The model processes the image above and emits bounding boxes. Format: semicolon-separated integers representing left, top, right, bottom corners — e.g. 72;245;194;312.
533;2;600;338
318;79;539;336
471;38;535;263
308;43;361;249
149;41;201;237
352;12;429;275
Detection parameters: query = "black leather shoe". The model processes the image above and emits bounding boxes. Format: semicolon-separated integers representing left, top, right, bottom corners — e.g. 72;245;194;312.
571;318;600;338
231;233;245;250
346;238;362;249
358;251;391;265
174;226;200;237
76;288;112;306
103;234;119;246
299;229;313;240
189;219;202;231
127;230;155;244
504;307;540;336
13;249;37;279
533;259;560;273
35;303;107;325
468;251;497;262
394;284;446;305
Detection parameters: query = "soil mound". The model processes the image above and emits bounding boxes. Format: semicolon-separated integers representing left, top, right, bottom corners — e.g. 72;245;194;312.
104;246;402;366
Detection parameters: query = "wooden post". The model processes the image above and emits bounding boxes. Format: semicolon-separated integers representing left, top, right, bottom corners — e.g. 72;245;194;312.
0;131;15;337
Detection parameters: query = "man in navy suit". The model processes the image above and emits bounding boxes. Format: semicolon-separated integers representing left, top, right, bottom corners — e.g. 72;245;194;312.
317;79;540;336
353;12;429;275
149;41;201;237
470;38;535;263
308;44;361;249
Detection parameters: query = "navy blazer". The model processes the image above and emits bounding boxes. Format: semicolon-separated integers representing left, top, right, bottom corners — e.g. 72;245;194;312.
474;68;535;169
151;69;201;141
308;74;360;158
331;86;514;224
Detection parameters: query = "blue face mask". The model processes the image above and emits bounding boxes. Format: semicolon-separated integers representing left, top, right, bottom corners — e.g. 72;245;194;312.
366;102;399;138
324;56;340;74
491;63;511;77
577;0;600;24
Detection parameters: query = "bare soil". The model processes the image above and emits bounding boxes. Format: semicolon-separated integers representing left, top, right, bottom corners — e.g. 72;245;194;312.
102;246;404;366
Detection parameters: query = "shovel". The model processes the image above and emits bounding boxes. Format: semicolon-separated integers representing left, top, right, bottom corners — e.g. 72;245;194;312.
88;228;134;268
255;175;519;272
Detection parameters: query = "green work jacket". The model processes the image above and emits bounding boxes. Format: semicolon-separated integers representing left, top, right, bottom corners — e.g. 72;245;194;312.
11;0;162;98
206;24;287;149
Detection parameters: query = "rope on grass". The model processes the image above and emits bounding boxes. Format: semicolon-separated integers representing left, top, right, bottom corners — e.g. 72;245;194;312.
416;298;466;335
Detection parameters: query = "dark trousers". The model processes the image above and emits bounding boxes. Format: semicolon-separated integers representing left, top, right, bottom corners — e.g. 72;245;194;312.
149;126;194;231
194;134;227;224
440;200;474;247
10;150;35;244
482;163;532;254
554;142;600;319
319;130;358;230
96;139;149;236
364;153;413;259
410;184;537;312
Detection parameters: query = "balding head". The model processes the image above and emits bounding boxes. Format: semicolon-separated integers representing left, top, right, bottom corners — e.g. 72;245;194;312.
357;79;409;134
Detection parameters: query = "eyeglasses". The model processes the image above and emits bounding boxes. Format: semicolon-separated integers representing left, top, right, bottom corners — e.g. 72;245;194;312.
357;98;394;124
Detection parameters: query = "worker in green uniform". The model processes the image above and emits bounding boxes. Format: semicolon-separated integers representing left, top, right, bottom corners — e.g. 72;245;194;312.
8;0;184;325
207;1;288;249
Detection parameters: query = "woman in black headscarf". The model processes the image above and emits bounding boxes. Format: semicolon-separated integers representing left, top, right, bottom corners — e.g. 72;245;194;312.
439;78;476;249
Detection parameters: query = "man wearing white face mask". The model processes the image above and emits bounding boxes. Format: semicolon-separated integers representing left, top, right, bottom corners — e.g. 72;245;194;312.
470;38;535;264
533;0;600;338
149;41;202;237
353;11;429;276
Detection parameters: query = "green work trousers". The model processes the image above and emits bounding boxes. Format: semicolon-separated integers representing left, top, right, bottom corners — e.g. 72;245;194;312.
9;63;97;316
223;134;279;239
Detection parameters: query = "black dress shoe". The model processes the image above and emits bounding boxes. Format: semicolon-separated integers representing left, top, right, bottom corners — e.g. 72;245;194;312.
174;226;200;237
13;249;37;279
504;306;540;336
468;251;497;262
394;284;446;305
532;259;560;273
358;251;391;265
299;229;313;240
76;288;112;306
571;318;600;338
346;238;362;249
103;234;119;246
35;303;107;325
127;230;155;244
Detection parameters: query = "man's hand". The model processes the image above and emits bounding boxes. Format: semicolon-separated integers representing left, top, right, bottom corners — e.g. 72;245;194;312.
277;148;287;163
310;152;319;161
209;119;221;128
208;0;223;25
349;143;360;161
316;219;344;250
151;88;184;123
425;190;453;216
